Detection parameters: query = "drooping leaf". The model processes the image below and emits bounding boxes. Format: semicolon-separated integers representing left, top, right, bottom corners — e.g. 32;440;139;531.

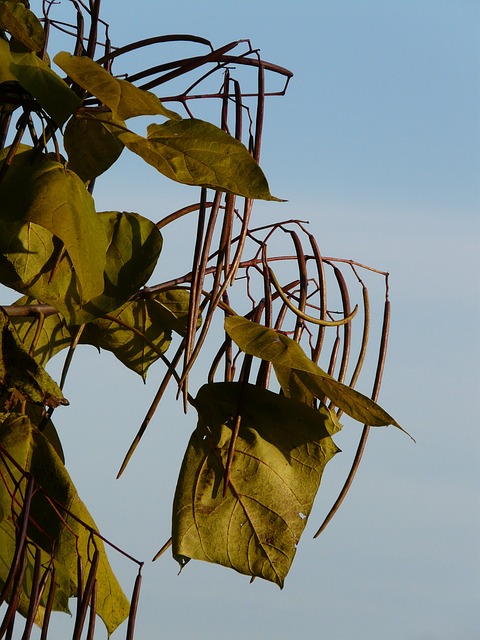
172;382;340;587
0;1;45;51
225;315;403;430
64;112;124;182
0;40;81;126
0;412;130;634
0;310;67;408
118;119;283;200
54;52;181;121
0;156;108;304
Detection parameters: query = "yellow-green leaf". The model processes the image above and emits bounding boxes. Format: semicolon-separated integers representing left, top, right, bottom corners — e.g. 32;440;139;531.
0;412;129;634
118;119;283;200
64;112;124;182
0;1;45;51
172;382;340;587
7;296;73;367
0;39;81;126
225;315;403;429
54;51;181;121
0;156;108;304
0;209;162;326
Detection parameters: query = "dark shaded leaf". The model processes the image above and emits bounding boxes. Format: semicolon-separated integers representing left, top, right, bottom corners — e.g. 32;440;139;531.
80;288;194;378
80;298;172;379
64;113;124;182
0;310;66;408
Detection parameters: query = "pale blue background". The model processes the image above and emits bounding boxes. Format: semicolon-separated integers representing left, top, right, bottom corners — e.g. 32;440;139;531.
1;1;479;638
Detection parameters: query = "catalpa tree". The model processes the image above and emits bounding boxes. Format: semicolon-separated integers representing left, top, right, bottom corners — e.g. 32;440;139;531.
0;1;409;637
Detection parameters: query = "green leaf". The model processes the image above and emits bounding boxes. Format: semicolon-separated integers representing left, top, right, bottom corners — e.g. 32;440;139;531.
0;39;81;126
0;209;162;326
0;309;67;408
64;112;124;182
225;316;404;430
53;51;181;121
118;119;283;200
0;156;108;304
7;296;74;367
79;288;194;378
77;210;163;323
0;220;89;325
0;1;45;51
80;297;173;379
0;412;129;634
172;382;340;587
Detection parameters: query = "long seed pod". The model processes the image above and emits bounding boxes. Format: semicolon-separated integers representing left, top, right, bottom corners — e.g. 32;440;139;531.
72;549;99;640
126;568;143;640
314;298;391;538
20;545;42;640
39;567;56;640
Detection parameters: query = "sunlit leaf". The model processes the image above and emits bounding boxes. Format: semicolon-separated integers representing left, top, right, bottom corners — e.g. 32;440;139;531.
0;1;45;51
0;156;108;304
7;296;73;367
0;412;130;634
0;310;67;408
172;382;340;587
0;209;162;326
225;316;403;429
64;113;124;182
54;52;181;121
118;119;283;200
0;40;81;126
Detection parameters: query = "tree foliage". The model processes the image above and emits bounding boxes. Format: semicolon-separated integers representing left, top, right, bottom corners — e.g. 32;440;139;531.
0;1;406;636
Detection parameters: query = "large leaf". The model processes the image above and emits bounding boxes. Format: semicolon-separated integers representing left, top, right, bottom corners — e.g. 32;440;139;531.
172;382;340;587
0;205;161;325
0;40;81;126
0;219;92;326
54;52;180;121
0;310;66;408
64;112;125;182
225;316;403;429
0;1;45;51
118;119;282;200
0;155;108;304
0;412;129;634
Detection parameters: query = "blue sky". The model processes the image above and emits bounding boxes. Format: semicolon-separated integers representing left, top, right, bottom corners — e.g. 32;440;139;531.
1;1;479;638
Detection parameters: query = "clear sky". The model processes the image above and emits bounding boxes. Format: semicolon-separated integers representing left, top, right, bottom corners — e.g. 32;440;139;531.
1;1;479;638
